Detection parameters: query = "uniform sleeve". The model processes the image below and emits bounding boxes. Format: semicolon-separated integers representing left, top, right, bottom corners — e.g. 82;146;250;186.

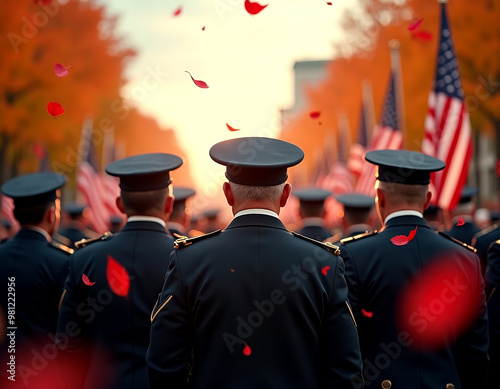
485;242;500;389
147;251;192;389
323;256;364;388
55;253;91;389
456;253;489;389
340;246;362;324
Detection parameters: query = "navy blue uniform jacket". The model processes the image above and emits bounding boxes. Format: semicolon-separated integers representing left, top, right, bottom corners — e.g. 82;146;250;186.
0;229;70;383
57;221;175;389
340;215;488;389
447;220;480;246
147;213;363;389
485;241;500;389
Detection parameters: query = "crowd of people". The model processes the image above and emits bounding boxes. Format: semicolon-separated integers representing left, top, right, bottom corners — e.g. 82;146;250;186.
0;136;498;388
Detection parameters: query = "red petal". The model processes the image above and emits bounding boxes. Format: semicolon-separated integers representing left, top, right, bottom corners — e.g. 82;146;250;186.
54;63;70;77
82;274;95;286
226;123;240;132
407;17;423;31
202;26;206;31
106;255;130;298
326;1;332;5
391;235;409;246
309;111;321;119
230;269;235;273
185;71;209;89
243;344;252;356
407;226;418;242
47;102;65;117
411;30;433;42
456;217;465;226
244;0;268;15
173;6;182;16
321;266;331;276
361;308;373;318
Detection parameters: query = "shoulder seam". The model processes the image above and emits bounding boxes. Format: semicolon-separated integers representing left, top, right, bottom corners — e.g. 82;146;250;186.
174;229;222;250
438;231;477;253
291;231;340;255
75;231;113;250
340;230;378;245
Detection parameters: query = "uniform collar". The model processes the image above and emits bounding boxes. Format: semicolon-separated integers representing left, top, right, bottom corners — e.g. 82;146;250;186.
384;210;423;225
127;215;166;228
22;226;51;242
234;208;279;219
226;213;287;231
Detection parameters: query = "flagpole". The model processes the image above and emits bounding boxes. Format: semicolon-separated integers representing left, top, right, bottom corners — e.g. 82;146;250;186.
389;39;406;148
362;80;375;136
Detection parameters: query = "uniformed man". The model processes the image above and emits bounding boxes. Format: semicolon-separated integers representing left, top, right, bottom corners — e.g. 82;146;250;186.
293;187;333;241
446;186;480;245
339;150;488;389
472;219;500;278
56;153;182;389
336;193;374;238
485;240;500;389
201;208;223;232
55;203;98;249
167;186;196;238
147;137;363;388
0;172;72;387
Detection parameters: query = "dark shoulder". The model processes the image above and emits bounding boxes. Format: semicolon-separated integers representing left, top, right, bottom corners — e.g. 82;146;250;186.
475;224;500;241
74;231;114;250
438;231;477;253
49;241;74;255
340;230;378;245
291;231;340;255
173;229;222;250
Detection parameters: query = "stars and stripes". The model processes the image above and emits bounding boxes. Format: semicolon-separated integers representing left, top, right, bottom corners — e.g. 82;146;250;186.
348;86;372;179
422;1;472;211
355;72;403;196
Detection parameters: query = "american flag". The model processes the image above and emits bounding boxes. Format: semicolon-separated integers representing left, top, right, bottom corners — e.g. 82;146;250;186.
76;120;116;233
355;72;403;196
0;195;19;231
422;1;471;211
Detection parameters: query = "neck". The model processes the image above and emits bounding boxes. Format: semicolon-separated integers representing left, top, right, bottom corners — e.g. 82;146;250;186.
232;199;280;216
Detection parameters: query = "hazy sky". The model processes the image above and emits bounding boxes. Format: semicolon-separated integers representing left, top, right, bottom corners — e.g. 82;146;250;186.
103;0;358;212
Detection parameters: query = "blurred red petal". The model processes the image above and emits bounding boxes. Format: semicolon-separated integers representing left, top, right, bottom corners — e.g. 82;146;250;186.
326;1;332;5
34;0;53;5
202;26;206;31
244;0;268;15
391;235;409;246
106;255;130;298
361;308;373;318
173;6;182;16
456;217;465;226
185;71;209;89
47;101;65;117
321;266;330;276
82;274;96;286
243;344;252;356
54;63;70;77
309;111;321;119
407;226;418;242
407;17;424;31
230;268;235;273
226;123;240;132
411;30;433;42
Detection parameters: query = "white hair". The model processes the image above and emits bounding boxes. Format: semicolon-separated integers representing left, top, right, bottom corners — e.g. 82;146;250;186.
229;182;285;203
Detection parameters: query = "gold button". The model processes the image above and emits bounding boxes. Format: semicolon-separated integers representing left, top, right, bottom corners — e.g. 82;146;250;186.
381;380;392;389
446;384;455;389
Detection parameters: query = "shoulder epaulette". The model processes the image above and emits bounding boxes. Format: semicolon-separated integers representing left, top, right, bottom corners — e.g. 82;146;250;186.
51;241;74;255
174;229;222;250
291;231;340;255
75;231;113;250
475;224;499;240
323;232;343;244
52;232;72;247
438;231;477;253
340;230;378;245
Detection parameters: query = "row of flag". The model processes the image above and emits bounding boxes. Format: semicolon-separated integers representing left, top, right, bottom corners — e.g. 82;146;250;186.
314;1;471;213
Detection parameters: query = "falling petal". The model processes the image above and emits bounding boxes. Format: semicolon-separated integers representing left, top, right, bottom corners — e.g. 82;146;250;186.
230;269;235;273
185;71;209;89
47;102;65;117
226;123;240;132
54;63;70;77
243;344;252;356
321;266;330;276
244;0;268;15
173;6;182;16
407;17;424;31
326;1;332;5
411;30;433;42
202;26;206;31
82;274;95;286
456;217;465;226
407;226;418;242
361;308;373;318
309;111;321;119
106;255;130;298
391;235;409;246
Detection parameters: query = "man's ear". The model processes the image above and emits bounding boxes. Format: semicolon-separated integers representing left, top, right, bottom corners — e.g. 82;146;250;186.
165;194;174;216
423;190;433;210
223;182;234;206
46;205;56;225
116;196;125;213
280;183;292;208
376;187;385;209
